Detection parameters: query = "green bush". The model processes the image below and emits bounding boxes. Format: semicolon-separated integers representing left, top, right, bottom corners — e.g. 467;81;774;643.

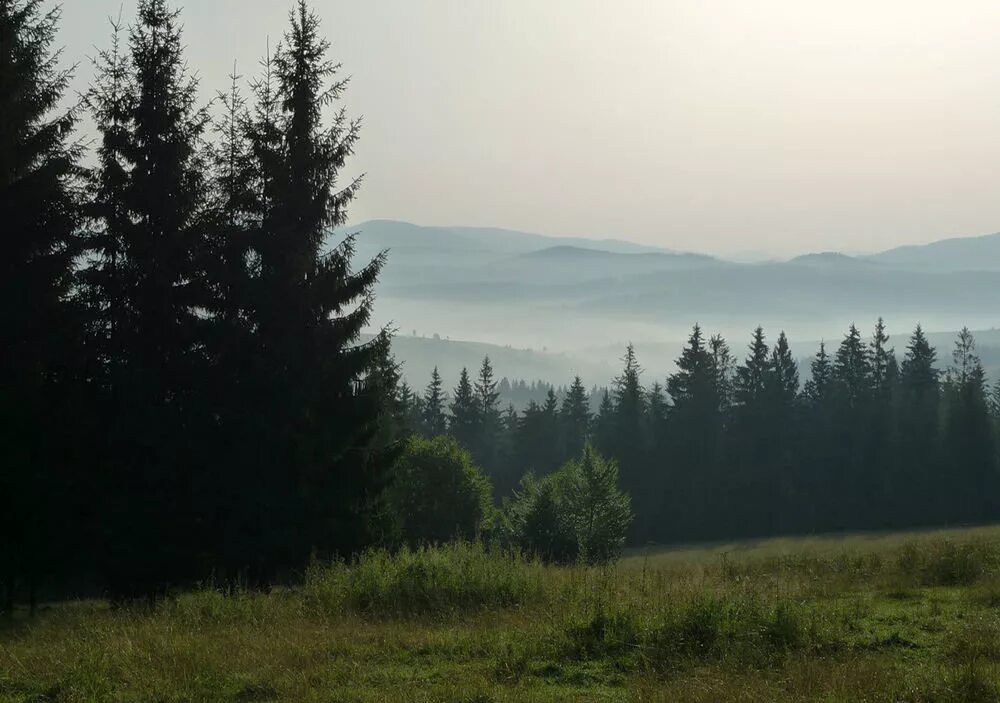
501;472;578;564
502;445;632;565
384;435;493;546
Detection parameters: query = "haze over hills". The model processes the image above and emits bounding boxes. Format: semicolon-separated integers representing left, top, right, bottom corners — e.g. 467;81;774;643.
339;220;1000;379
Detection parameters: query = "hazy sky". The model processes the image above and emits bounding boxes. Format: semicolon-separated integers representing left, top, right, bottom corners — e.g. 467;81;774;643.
59;0;1000;256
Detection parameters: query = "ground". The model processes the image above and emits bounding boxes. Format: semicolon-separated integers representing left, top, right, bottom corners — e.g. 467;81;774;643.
6;527;1000;701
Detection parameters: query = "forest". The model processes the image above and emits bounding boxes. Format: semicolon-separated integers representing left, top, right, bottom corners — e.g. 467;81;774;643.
4;0;1000;621
398;321;1000;547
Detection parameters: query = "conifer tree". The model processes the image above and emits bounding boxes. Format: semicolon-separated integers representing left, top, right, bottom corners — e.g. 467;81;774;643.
592;389;616;458
666;325;725;539
84;0;213;595
473;356;503;471
897;324;940;523
1;0;84;612
449;367;479;451
803;341;832;406
733;327;770;408
237;0;389;568
560;376;591;462
943;328;996;522
422;367;448;436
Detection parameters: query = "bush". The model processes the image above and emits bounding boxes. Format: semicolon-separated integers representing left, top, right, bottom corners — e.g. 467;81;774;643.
562;445;632;565
384;436;493;546
502;445;632;565
502;472;578;564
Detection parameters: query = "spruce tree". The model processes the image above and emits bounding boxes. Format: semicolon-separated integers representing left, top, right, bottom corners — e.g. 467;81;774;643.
666;325;725;539
1;0;84;612
84;0;212;596
422;367;448;436
898;324;940;524
731;327;772;534
944;328;996;522
449;367;479;451
802;341;832;406
473;356;502;471
238;0;389;569
559;376;591;462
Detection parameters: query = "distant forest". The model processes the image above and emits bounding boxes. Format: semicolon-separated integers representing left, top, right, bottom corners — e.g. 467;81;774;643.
394;320;1000;543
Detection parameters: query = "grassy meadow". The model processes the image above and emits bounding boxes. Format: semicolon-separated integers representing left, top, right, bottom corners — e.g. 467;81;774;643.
8;527;1000;701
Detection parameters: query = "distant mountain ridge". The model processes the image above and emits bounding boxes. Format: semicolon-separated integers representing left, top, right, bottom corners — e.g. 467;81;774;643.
334;219;1000;356
865;232;1000;272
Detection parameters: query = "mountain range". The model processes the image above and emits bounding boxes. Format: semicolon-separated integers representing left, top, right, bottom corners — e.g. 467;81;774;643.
333;220;1000;374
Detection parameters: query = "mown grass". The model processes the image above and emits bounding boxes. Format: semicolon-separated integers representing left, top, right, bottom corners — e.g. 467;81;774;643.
8;530;1000;701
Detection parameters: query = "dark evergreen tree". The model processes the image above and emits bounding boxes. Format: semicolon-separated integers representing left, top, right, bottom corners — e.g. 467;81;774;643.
560;376;591;462
449;367;479;451
730;328;772;534
84;0;213;596
0;0;84;613
894;325;940;524
237;0;389;573
943;328;996;522
665;325;725;540
473;356;503;472
422;366;448;436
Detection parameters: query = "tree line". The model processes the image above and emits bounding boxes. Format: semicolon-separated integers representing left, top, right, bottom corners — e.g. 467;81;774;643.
395;321;1000;544
2;0;397;609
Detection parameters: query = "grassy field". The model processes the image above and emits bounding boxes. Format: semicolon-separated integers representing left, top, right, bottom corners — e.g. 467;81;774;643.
8;527;1000;701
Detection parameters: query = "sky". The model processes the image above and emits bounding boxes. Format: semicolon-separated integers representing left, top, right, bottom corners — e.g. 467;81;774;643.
58;0;1000;257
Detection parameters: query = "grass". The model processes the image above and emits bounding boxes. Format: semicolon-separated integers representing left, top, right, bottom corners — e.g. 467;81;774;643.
9;530;1000;701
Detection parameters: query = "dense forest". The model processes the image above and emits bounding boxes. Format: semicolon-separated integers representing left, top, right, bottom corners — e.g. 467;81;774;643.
395;321;1000;544
4;0;1000;614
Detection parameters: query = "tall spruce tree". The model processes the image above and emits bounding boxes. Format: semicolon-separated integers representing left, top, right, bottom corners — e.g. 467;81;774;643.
897;324;940;524
1;0;84;613
473;356;502;471
422;367;448;436
84;0;213;596
238;0;389;571
665;325;725;540
943;328;996;522
560;376;591;462
730;328;772;534
449;367;479;451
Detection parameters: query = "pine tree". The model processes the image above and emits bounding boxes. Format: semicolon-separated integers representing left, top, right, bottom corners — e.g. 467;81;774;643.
83;0;213;596
592;389;616;458
897;324;941;524
238;0;389;570
422;367;448;436
769;331;799;405
943;328;996;522
473;356;502;471
870;317;895;398
733;327;770;408
665;325;725;540
803;341;832;406
1;0;84;613
833;323;871;407
449;367;479;451
559;376;591;462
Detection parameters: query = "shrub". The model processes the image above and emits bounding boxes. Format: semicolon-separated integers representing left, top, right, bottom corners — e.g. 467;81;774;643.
502;445;632;565
384;436;493;546
502;472;578;564
561;445;632;565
